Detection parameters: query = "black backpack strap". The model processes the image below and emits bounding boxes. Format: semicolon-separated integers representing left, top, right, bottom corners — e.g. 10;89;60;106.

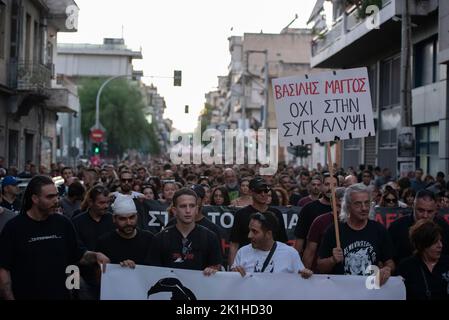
261;242;277;272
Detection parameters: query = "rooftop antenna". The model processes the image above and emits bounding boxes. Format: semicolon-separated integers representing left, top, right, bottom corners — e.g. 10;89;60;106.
282;13;299;32
121;25;124;39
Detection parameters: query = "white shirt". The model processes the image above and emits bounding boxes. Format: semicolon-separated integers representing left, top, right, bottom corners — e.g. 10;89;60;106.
111;191;144;199
232;241;305;274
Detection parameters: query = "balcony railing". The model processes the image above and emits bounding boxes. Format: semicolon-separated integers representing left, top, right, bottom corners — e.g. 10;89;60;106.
311;0;392;56
9;60;52;91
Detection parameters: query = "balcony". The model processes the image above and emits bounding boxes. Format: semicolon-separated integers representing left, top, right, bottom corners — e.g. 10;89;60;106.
44;88;79;113
310;0;437;68
9;61;52;91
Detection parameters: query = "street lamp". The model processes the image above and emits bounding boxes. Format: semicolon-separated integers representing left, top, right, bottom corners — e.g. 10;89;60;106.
94;75;131;130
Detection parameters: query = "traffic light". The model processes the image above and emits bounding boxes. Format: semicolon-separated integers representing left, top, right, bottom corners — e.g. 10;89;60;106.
297;145;311;158
174;70;182;86
92;143;101;155
185;105;189;113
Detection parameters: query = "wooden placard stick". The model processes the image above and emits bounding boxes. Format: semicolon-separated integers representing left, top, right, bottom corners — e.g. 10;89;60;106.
327;141;341;249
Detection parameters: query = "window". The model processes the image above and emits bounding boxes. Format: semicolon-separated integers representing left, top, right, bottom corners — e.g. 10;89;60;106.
368;64;377;112
0;2;6;59
33;20;40;63
344;138;360;149
416;124;439;175
25;133;34;163
414;37;438;88
10;1;19;59
25;14;32;62
380;55;401;147
8;130;18;167
380;56;400;108
379;106;400;147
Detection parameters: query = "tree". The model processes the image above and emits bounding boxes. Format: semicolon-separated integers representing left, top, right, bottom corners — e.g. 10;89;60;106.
78;78;160;157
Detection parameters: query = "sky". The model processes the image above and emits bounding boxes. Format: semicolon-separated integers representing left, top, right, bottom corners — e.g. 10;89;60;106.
58;0;318;133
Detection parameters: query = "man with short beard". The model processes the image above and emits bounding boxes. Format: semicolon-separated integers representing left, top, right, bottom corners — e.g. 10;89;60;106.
294;173;338;255
228;177;288;267
224;168;239;201
96;194;153;267
111;170;143;199
297;175;322;207
0;176;109;300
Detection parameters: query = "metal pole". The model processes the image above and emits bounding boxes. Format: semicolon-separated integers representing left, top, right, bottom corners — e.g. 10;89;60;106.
400;0;412;127
263;50;269;128
243;51;248;131
95;75;130;129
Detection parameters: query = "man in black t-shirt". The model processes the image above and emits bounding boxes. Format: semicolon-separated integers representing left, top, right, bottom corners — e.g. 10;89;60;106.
96;194;153;267
0;176;109;300
146;188;222;274
228;177;288;267
165;185;224;257
72;185;115;250
317;184;394;287
71;185;115;300
388;189;449;267
294;173;337;255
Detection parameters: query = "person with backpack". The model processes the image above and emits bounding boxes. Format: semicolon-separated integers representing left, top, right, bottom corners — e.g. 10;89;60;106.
145;188;222;275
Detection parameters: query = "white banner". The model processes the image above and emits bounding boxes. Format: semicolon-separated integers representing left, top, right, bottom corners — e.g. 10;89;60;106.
101;265;406;300
272;67;375;146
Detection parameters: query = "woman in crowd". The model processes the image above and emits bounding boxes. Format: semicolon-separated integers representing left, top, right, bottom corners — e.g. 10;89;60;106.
377;186;406;208
142;184;158;201
274;187;289;207
266;188;280;206
231;178;252;207
397;220;449;299
211;186;230;206
402;188;417;208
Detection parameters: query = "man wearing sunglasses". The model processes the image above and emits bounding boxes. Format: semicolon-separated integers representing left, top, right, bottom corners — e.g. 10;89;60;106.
111;170;144;199
232;211;312;278
228;177;288;267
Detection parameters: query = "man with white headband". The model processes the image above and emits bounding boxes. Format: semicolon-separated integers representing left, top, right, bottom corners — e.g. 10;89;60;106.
96;194;153;268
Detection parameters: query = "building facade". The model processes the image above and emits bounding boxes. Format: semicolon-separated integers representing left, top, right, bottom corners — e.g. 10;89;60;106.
310;0;446;177
0;0;79;172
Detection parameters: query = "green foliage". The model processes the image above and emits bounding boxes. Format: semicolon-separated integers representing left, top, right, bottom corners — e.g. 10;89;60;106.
79;78;161;157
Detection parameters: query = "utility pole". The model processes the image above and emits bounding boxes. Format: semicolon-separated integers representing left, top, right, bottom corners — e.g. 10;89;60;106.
400;0;412;127
263;52;269;129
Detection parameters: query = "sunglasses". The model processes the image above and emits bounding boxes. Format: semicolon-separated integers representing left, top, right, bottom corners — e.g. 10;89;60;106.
255;188;271;194
385;198;397;203
121;178;133;183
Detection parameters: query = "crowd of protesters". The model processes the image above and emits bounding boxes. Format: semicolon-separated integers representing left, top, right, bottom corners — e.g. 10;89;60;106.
0;155;448;300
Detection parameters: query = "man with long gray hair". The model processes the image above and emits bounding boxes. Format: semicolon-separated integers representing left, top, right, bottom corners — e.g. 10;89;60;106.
317;184;395;286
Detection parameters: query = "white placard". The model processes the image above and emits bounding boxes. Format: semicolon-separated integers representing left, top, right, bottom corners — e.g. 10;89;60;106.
272;67;375;146
101;264;405;300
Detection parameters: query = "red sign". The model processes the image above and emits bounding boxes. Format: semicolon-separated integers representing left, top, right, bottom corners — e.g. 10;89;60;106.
90;129;105;143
